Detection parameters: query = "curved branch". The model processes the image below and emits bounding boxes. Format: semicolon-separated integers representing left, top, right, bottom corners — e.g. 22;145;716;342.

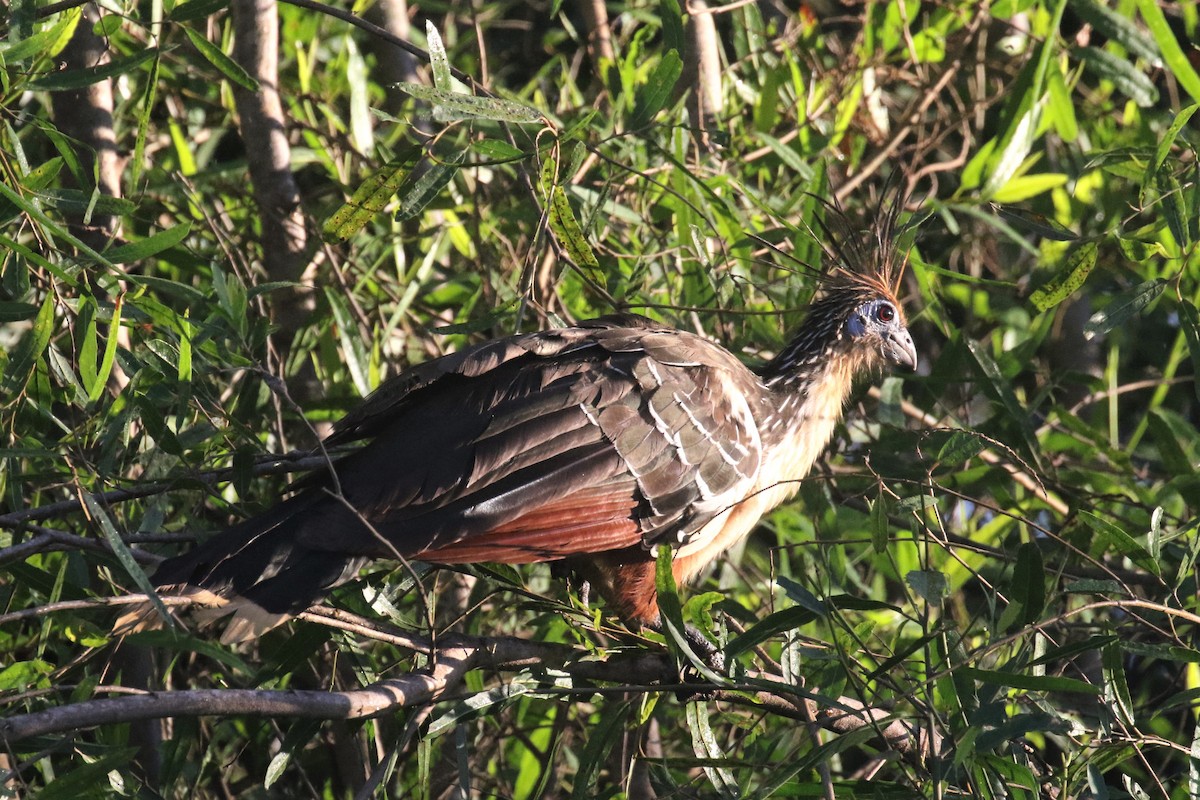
1;613;939;767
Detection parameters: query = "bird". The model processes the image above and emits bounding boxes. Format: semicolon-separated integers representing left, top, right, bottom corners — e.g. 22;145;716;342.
117;218;917;647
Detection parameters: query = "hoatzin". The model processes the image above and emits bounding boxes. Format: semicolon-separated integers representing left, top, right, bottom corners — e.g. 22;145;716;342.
119;232;917;646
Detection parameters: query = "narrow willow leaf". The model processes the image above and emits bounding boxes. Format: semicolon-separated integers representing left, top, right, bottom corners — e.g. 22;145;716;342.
1030;241;1098;310
175;306;192;385
1069;0;1160;64
182;26;258;91
1151;104;1198;177
0;302;38;322
630;49;683;129
470;138;526;162
964;338;1042;466
83;493;174;627
982;105;1039;199
29;46;161;90
725;606;819;659
323;148;421;241
1047;59;1079;141
1009;542;1046;630
1135;0;1200;104
1147;408;1199;475
394;150;465;222
686;699;738;793
1083;279;1165;340
996;205;1078;242
324;287;371;398
2;292;55;394
169;0;231;23
1078;510;1161;576
548;184;601;273
654;545;719;679
79;301;99;397
395;82;544;124
1102;643;1136;726
1181;302;1200;403
990;172;1069;203
264;752;290;790
1157;170;1190;251
959;666;1101;694
0;10;80;62
103;222;192;264
570;702;632;800
937;430;987;465
660;0;685;53
425;21;452;91
1073;46;1158;107
776;576;827;616
870;494;888;554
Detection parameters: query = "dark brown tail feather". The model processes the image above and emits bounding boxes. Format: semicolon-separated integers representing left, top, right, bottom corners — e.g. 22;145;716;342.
115;493;366;643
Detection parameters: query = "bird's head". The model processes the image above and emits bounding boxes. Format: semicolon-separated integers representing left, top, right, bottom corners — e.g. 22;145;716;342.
760;197;919;384
812;277;917;374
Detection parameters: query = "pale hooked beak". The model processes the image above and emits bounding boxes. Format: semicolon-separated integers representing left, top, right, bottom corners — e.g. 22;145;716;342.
885;328;918;371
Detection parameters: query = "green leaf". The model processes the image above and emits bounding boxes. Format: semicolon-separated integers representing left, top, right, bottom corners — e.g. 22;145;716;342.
323;147;421;241
654;545;724;681
324;287;371;398
999;542;1045;632
1069;0;1160;64
1157;169;1191;251
470;138;527;162
937;430;987;466
1102;642;1136;726
1146;408;1198;475
990;172;1069;203
1073;45;1158;107
103;222;192;264
394;150;465;222
548;185;601;274
0;659;54;691
0;157;64;226
395;82;544;124
2;291;55;394
1078;510;1161;577
1135;0;1200;104
1181;302;1200;403
425;20;453;91
725;606;819;659
959;666;1101;694
84;493;175;627
1083;279;1165;340
0;10;80;63
630;49;683;129
29;46;161;90
996;205;1078;241
660;0;685;54
182;26;258;91
570;701;632;800
0;301;39;322
906;570;949;604
1030;241;1098;311
870;493;889;554
1150;104;1198;178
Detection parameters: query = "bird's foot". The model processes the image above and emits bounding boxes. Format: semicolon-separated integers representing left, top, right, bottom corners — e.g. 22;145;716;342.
681;622;725;674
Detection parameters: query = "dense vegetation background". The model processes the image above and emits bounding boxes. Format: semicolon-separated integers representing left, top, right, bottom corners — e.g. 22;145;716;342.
1;0;1199;797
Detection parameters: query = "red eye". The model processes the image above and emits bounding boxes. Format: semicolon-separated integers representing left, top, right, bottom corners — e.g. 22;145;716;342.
876;303;895;323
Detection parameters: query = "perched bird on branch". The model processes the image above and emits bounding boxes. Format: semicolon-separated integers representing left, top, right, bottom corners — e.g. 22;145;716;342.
118;217;917;647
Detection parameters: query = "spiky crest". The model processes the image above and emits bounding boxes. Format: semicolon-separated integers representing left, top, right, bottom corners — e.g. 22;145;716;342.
756;184;917;386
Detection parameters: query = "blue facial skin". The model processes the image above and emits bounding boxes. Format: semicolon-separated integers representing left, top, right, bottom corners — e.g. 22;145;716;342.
846;298;897;338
